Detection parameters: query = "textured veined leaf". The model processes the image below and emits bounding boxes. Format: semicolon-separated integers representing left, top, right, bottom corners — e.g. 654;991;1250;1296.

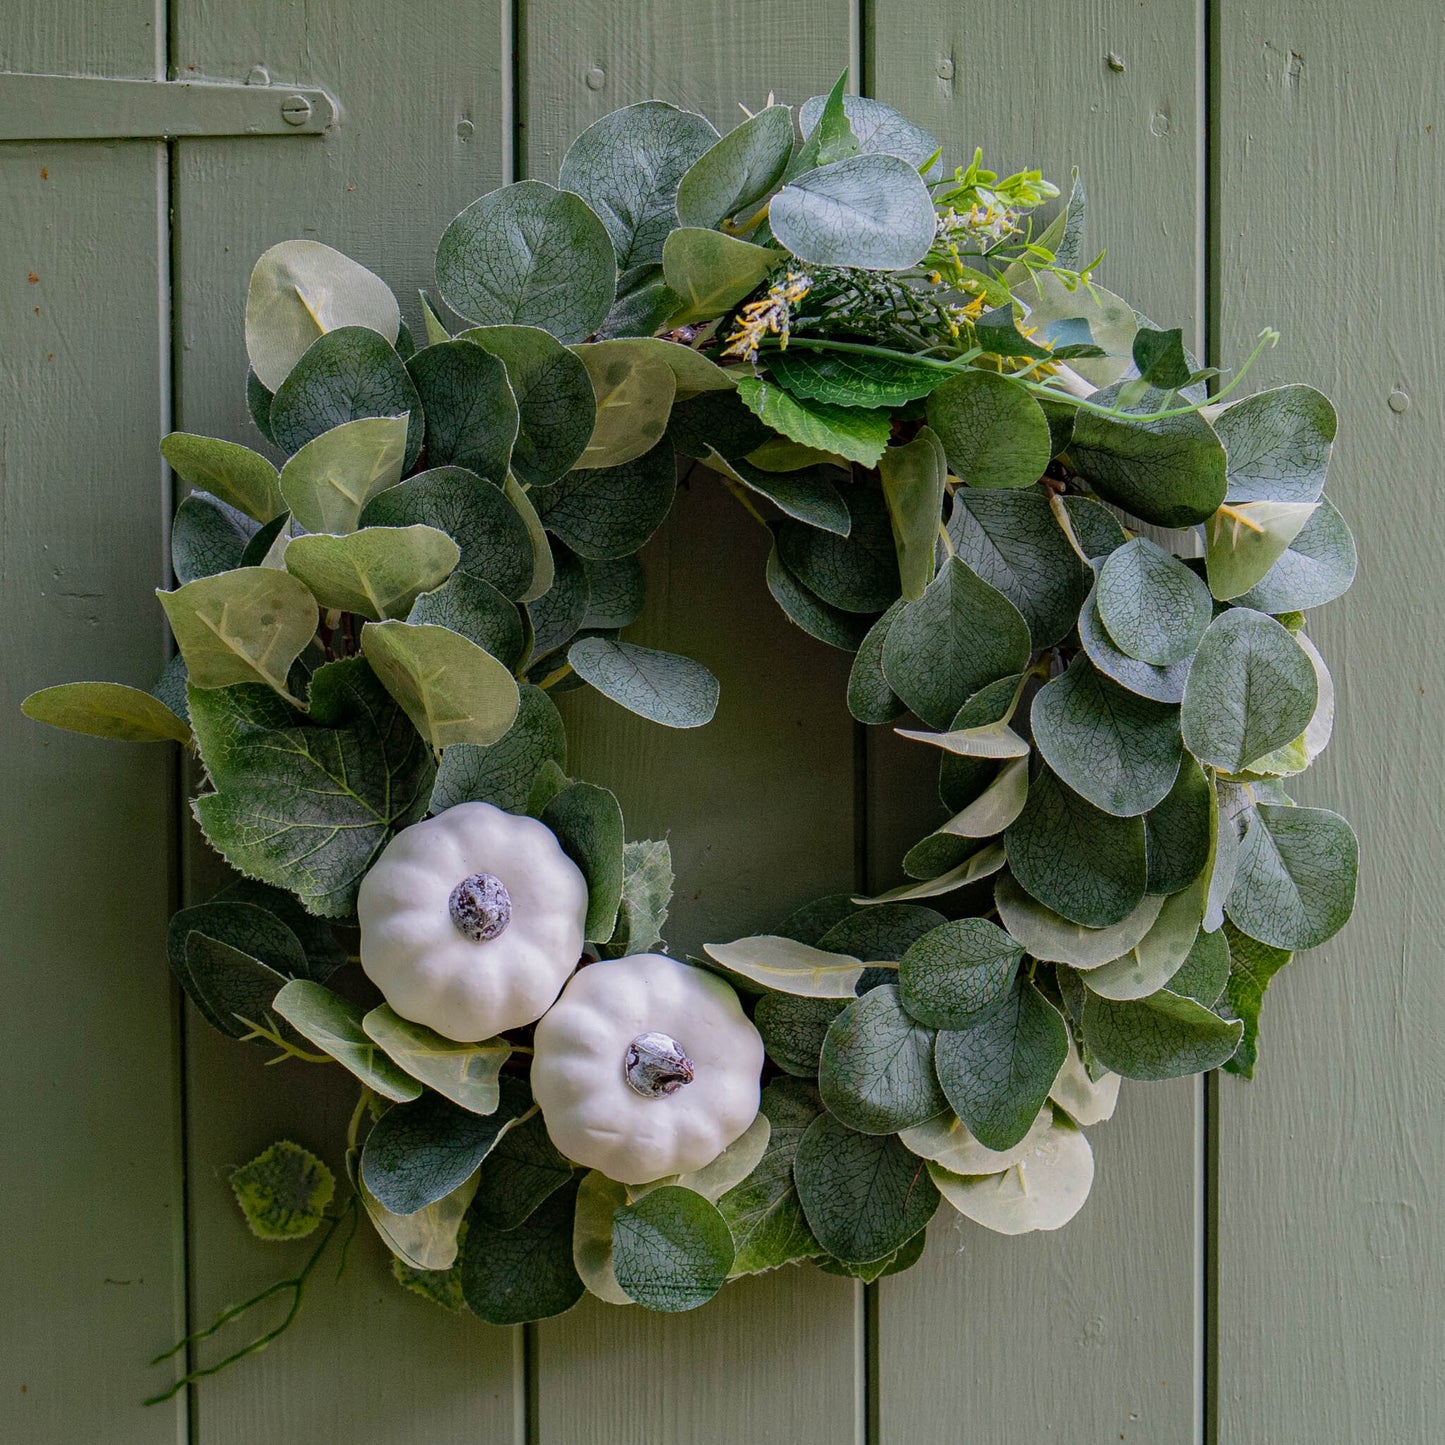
361;1005;510;1115
541;782;625;945
767;349;952;409
994;872;1165;970
798;92;941;175
898;918;1023;1030
1205;499;1317;601
737;377;892;468
611;1186;735;1312
461;1174;584;1324
926;370;1053;491
534;438;676;558
161;432;284;523
284;525;460;621
278;414;409;534
272;980;421;1102
705;451;850;536
857;841;1006;905
818;985;947;1134
1235;495;1356;612
1082;988;1243;1080
231;1140;335;1241
1082;882;1205;1001
567;636;719;729
1214;383;1336;503
675;105;795;230
22;681;190;744
701;936;871;999
1096;536;1213;665
406;340;519;481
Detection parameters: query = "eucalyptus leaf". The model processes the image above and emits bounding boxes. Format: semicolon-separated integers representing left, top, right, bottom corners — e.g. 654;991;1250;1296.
926;370;1053;491
272;980;421;1102
764;542;873;651
1226;804;1358;949
612;1186;735;1312
818;985;947;1134
817;902;949;963
994;871;1164;970
161;432;283;523
362;1173;476;1273
1215;384;1335;503
362;1078;529;1214
1005;766;1148;927
559;101;719;268
792;1113;938;1264
534;438;676;558
461;1174;584;1324
858;842;1006;905
506;474;555;604
1030;655;1182;817
1083;882;1205;1000
269;326;422;468
170;491;259;583
1144;754;1212;894
848;602;906;724
361;620;519;752
437;181;615;342
431;684;566;815
190;658;435;918
674;105;794;230
704;452;850;536
22;681;190;744
176;932;290;1042
526;540;591;663
469;1111;575;1230
360;465;534;600
898;918;1024;1030
946;486;1090;647
770;154;937;270
1078;584;1192;704
1236;496;1357;613
777;484;899;612
1048;1033;1121;1125
1096;536;1213;665
900;1105;1053;1176
542;781;625;944
406;340;519;480
879;429;946;601
158;567;318;701
573;1171;632;1304
245;239;400;392
461;325;596;487
1181;608;1318;773
661;228;783;326
754;994;842;1077
278;414;409;534
932;756;1030;839
799;92;941;174
362;1005;510;1115
1165;925;1231;1007
568;636;719;729
407;571;525;671
284;525;459;621
1082;988;1243;1080
882;557;1031;729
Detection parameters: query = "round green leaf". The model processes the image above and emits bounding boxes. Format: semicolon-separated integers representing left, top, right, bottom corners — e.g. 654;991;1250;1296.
559;101;719;269
1235;494;1356;612
662;227;783;326
818;984;947;1134
1083;883;1205;1001
764;541;874;651
778;484;900;613
1030;654;1183;817
541;781;625;945
431;683;566;815
461;1174;584;1324
534;437;676;559
284;525;459;620
798;92;940;173
572;343;677;469
437;181;615;342
1004;766;1148;927
171;491;260;583
770;153;937;270
1144;754;1213;894
926;370;1053;491
278;414;409;535
1096;536;1213;665
611;1186;735;1312
675;104;794;230
461;325;596;487
848;601;907;724
898;918;1024;1029
994;871;1164;970
161;432;283;523
406;340;519;481
269;326;422;467
408;570;526;671
245;239;400;392
1215;383;1336;503
1078;584;1191;704
1226;803;1358;949
793;1112;939;1264
1181;608;1318;773
1082;988;1243;1081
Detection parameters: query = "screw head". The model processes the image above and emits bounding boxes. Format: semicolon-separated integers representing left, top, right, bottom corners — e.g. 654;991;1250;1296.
1388;389;1411;414
585;66;606;91
280;93;312;126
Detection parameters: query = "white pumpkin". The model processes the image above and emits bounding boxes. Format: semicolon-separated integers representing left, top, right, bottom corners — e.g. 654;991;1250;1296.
357;801;588;1042
531;953;764;1185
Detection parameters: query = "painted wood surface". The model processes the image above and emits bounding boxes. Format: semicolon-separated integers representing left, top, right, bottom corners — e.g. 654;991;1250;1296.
1212;4;1445;1441
2;0;1440;1440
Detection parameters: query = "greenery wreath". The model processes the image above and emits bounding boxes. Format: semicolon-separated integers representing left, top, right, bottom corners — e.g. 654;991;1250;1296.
24;75;1358;1394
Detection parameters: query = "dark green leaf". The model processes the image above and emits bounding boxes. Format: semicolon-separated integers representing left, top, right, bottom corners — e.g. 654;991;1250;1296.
533;438;676;559
778;484;899;612
674;105;794;230
461;325;596;487
793;1113;938;1263
1082;988;1243;1079
847;601;906;724
706;452;850;535
1005;765;1148;927
542;781;626;943
612;1186;735;1311
431;684;566;814
898;918;1024;1029
231;1141;334;1241
1078;584;1191;704
360;465;534;600
526;539;591;663
765;541;874;651
938;675;1024;811
189;658;435;918
1145;754;1213;893
932;980;1068;1150
767;349;950;409
738;377;892;468
567;636;719;728
1132;327;1191;389
926;370;1052;490
754;995;843;1077
598;263;682;339
881;556;1031;729
362;1079;529;1214
581;555;646;630
1220;920;1292;1078
668;389;772;461
437;181;615;342
407;340;519;480
1226;804;1358;949
1030;655;1182;817
817;903;948;963
1096;536;1213;665
818;985;947;1134
171;491;261;583
470;1111;574;1229
461;1173;584;1323
269;325;422;468
408;570;525;670
176;932;289;1042
209;878;347;978
558;101;719;268
1166;926;1231;1007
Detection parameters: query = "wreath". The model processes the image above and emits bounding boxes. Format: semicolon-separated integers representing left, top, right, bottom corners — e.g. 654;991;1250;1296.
23;76;1358;1394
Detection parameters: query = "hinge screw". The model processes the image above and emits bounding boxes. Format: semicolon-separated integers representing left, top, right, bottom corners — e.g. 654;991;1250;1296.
281;94;312;126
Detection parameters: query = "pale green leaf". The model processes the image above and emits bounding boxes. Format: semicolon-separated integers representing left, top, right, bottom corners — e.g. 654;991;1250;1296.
22;681;190;744
278;414;409;534
272;979;421;1101
161;432;283;523
1215;383;1335;503
361;1005;510;1114
284;525;459;620
1083;882;1205;1000
567;636;719;729
1236;495;1356;612
362;1173;476;1272
993;871;1164;969
661;228;783;326
701;936;869;998
900;1105;1053;1175
572;344;676;469
1205;500;1317;601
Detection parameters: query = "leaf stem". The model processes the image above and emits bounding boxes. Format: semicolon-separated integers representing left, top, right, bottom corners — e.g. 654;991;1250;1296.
536;662;574;691
233;1015;334;1067
1047;493;1095;568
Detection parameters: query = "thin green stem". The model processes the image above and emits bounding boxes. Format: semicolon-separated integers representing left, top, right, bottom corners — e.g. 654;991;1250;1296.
536;662;573;691
753;336;982;370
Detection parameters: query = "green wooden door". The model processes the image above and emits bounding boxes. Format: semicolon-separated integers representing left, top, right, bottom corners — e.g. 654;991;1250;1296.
3;2;1439;1440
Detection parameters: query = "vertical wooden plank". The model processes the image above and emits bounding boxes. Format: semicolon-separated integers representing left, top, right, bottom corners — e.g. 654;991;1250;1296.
521;7;865;1442
870;6;1208;1441
169;3;522;1438
0;9;187;1442
1214;6;1445;1439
